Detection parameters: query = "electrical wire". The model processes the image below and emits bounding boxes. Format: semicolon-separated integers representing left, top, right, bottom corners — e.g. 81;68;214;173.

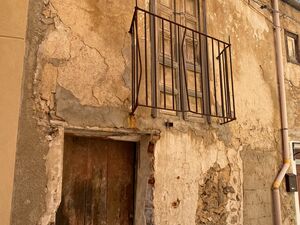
240;0;274;25
248;0;300;26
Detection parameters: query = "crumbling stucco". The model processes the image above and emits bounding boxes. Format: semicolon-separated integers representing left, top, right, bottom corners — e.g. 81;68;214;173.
153;131;243;225
39;127;64;225
10;0;300;225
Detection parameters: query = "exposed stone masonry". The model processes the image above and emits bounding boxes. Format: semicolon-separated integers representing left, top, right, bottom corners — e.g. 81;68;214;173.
196;164;235;225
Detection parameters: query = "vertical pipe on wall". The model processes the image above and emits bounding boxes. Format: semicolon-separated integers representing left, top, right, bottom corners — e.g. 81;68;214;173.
272;0;290;224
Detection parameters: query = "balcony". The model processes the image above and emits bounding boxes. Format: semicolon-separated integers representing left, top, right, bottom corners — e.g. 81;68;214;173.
129;7;236;124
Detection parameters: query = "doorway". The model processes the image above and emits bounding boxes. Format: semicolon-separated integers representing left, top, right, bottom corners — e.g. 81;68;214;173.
56;135;136;225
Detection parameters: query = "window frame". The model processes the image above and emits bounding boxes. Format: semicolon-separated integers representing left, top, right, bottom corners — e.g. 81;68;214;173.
150;0;205;119
285;30;300;65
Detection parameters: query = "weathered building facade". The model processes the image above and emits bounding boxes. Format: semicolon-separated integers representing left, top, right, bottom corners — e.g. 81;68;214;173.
2;0;300;225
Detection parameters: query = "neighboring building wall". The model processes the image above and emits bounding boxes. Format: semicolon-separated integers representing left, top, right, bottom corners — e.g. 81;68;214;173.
9;1;300;225
0;1;28;225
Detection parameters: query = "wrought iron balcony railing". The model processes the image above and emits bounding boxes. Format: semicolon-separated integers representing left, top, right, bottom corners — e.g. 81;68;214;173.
129;7;236;124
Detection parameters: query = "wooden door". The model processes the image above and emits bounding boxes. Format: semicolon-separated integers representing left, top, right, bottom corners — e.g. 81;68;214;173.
56;136;135;225
297;165;300;206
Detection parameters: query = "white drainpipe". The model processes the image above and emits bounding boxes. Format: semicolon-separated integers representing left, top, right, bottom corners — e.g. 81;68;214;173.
272;0;291;225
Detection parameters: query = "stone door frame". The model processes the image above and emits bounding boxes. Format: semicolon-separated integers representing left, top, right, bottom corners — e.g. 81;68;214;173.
38;120;159;225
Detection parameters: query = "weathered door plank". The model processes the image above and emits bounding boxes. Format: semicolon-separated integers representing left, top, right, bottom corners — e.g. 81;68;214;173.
56;136;135;225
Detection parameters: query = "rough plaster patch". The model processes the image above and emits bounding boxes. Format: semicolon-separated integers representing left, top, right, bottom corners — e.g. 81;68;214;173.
39;23;71;61
218;0;269;39
236;53;275;126
40;63;58;104
235;3;269;39
153;132;202;225
38;17;130;107
39;127;64;225
57;40;107;106
55;85;129;128
153;131;242;225
49;0;132;105
285;76;300;128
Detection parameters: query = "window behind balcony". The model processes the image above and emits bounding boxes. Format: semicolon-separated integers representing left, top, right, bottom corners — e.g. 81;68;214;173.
153;0;203;117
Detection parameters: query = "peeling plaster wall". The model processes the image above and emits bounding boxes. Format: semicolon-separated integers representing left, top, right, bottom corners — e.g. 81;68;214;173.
154;131;242;225
206;1;279;225
10;0;300;225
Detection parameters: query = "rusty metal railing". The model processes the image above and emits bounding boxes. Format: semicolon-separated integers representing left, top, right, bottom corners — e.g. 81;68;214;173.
129;7;236;124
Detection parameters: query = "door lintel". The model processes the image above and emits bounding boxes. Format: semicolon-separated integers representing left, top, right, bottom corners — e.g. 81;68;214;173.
50;119;161;142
